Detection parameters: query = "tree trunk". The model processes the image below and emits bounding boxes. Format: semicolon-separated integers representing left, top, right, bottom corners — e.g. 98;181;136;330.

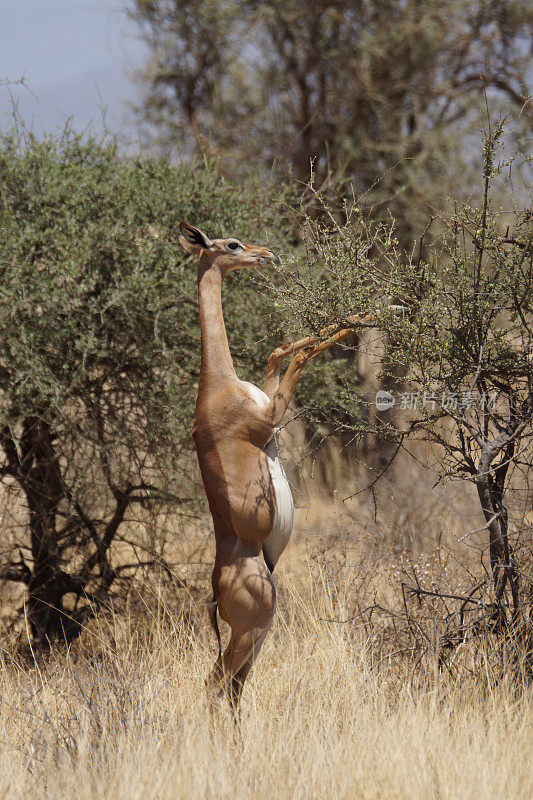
20;417;79;645
476;446;520;626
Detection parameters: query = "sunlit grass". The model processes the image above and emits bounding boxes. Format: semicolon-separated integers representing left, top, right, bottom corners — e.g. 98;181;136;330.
1;557;531;800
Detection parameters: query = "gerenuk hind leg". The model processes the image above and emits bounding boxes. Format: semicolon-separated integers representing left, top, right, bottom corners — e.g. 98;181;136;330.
206;553;276;710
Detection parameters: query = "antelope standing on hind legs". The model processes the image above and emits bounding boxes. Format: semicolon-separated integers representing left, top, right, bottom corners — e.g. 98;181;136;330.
179;222;381;711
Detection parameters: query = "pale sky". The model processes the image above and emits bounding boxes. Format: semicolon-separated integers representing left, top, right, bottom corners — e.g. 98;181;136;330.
1;1;147;138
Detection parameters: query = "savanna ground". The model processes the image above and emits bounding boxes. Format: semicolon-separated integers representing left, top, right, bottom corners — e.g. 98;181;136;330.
1;444;532;800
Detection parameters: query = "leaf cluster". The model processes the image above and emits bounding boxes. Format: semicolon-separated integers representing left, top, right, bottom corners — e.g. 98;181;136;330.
267;123;532;481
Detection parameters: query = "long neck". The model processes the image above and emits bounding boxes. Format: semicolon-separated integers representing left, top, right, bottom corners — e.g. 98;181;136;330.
197;259;236;386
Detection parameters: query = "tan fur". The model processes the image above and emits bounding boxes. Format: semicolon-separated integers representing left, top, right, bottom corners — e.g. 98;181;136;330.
179;222;381;709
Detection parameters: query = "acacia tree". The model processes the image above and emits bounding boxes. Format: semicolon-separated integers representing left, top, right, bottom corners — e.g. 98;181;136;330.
385;123;533;637
130;0;532;471
269;122;532;641
130;0;532;234
0;127;283;646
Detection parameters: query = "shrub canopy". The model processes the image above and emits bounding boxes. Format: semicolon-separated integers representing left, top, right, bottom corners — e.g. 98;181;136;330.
0;128;283;642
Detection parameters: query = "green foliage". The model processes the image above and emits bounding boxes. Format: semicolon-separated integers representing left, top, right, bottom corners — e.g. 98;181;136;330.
0;126;284;641
266;122;532;631
264;195;402;437
0;117;529;644
130;0;532;236
269;124;532;465
0;128;281;461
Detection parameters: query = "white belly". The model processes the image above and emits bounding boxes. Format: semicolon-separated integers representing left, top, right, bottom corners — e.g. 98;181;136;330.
240;381;294;569
262;437;295;570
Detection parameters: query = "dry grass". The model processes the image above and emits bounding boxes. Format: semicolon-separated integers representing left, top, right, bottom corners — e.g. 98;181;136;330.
1;544;532;799
0;447;531;799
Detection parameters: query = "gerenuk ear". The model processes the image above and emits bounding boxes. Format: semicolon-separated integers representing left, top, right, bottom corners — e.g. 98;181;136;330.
179;222;213;255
